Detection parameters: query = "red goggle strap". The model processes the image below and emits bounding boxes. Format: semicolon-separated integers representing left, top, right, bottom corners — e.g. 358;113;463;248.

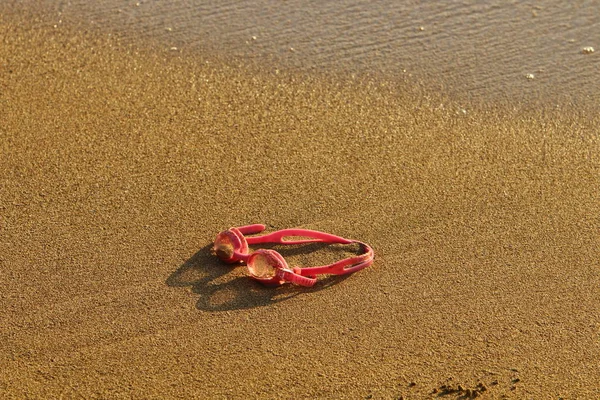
270;251;317;286
298;241;374;276
236;224;267;235
246;228;353;246
270;251;316;286
280;270;317;287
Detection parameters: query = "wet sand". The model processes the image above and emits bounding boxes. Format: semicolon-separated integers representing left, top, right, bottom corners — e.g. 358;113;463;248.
2;4;600;400
13;0;600;105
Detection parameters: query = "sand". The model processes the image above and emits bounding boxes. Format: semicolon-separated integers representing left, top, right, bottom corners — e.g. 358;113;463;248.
15;0;600;105
1;5;600;400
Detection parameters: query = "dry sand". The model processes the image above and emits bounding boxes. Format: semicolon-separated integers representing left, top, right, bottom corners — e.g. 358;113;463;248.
1;5;600;400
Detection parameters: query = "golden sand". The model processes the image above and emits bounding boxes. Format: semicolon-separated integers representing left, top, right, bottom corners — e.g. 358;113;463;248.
1;10;599;399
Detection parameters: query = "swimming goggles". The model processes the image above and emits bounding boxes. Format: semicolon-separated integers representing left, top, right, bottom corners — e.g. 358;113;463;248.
213;224;374;287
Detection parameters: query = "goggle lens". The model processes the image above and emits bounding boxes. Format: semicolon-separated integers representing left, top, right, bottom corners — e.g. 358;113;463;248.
214;232;235;260
247;252;277;279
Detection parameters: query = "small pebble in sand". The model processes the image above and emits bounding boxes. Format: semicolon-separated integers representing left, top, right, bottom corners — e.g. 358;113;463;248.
525;73;535;80
582;46;594;54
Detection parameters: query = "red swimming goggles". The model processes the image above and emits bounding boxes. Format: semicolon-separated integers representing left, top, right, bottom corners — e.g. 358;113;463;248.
213;224;374;287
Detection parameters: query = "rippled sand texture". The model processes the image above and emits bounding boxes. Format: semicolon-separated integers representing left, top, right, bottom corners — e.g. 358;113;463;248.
19;0;600;104
2;4;600;400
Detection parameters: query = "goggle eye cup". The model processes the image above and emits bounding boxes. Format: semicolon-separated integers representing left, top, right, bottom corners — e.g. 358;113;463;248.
247;251;278;279
214;232;235;261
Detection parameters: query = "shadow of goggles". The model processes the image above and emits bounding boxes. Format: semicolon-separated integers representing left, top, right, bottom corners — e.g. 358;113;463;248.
213;224;374;287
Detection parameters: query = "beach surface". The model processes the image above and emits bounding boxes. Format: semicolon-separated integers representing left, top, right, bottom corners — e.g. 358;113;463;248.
1;3;600;399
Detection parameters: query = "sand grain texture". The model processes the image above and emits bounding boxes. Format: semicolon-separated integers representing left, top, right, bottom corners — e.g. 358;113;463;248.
1;9;600;400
